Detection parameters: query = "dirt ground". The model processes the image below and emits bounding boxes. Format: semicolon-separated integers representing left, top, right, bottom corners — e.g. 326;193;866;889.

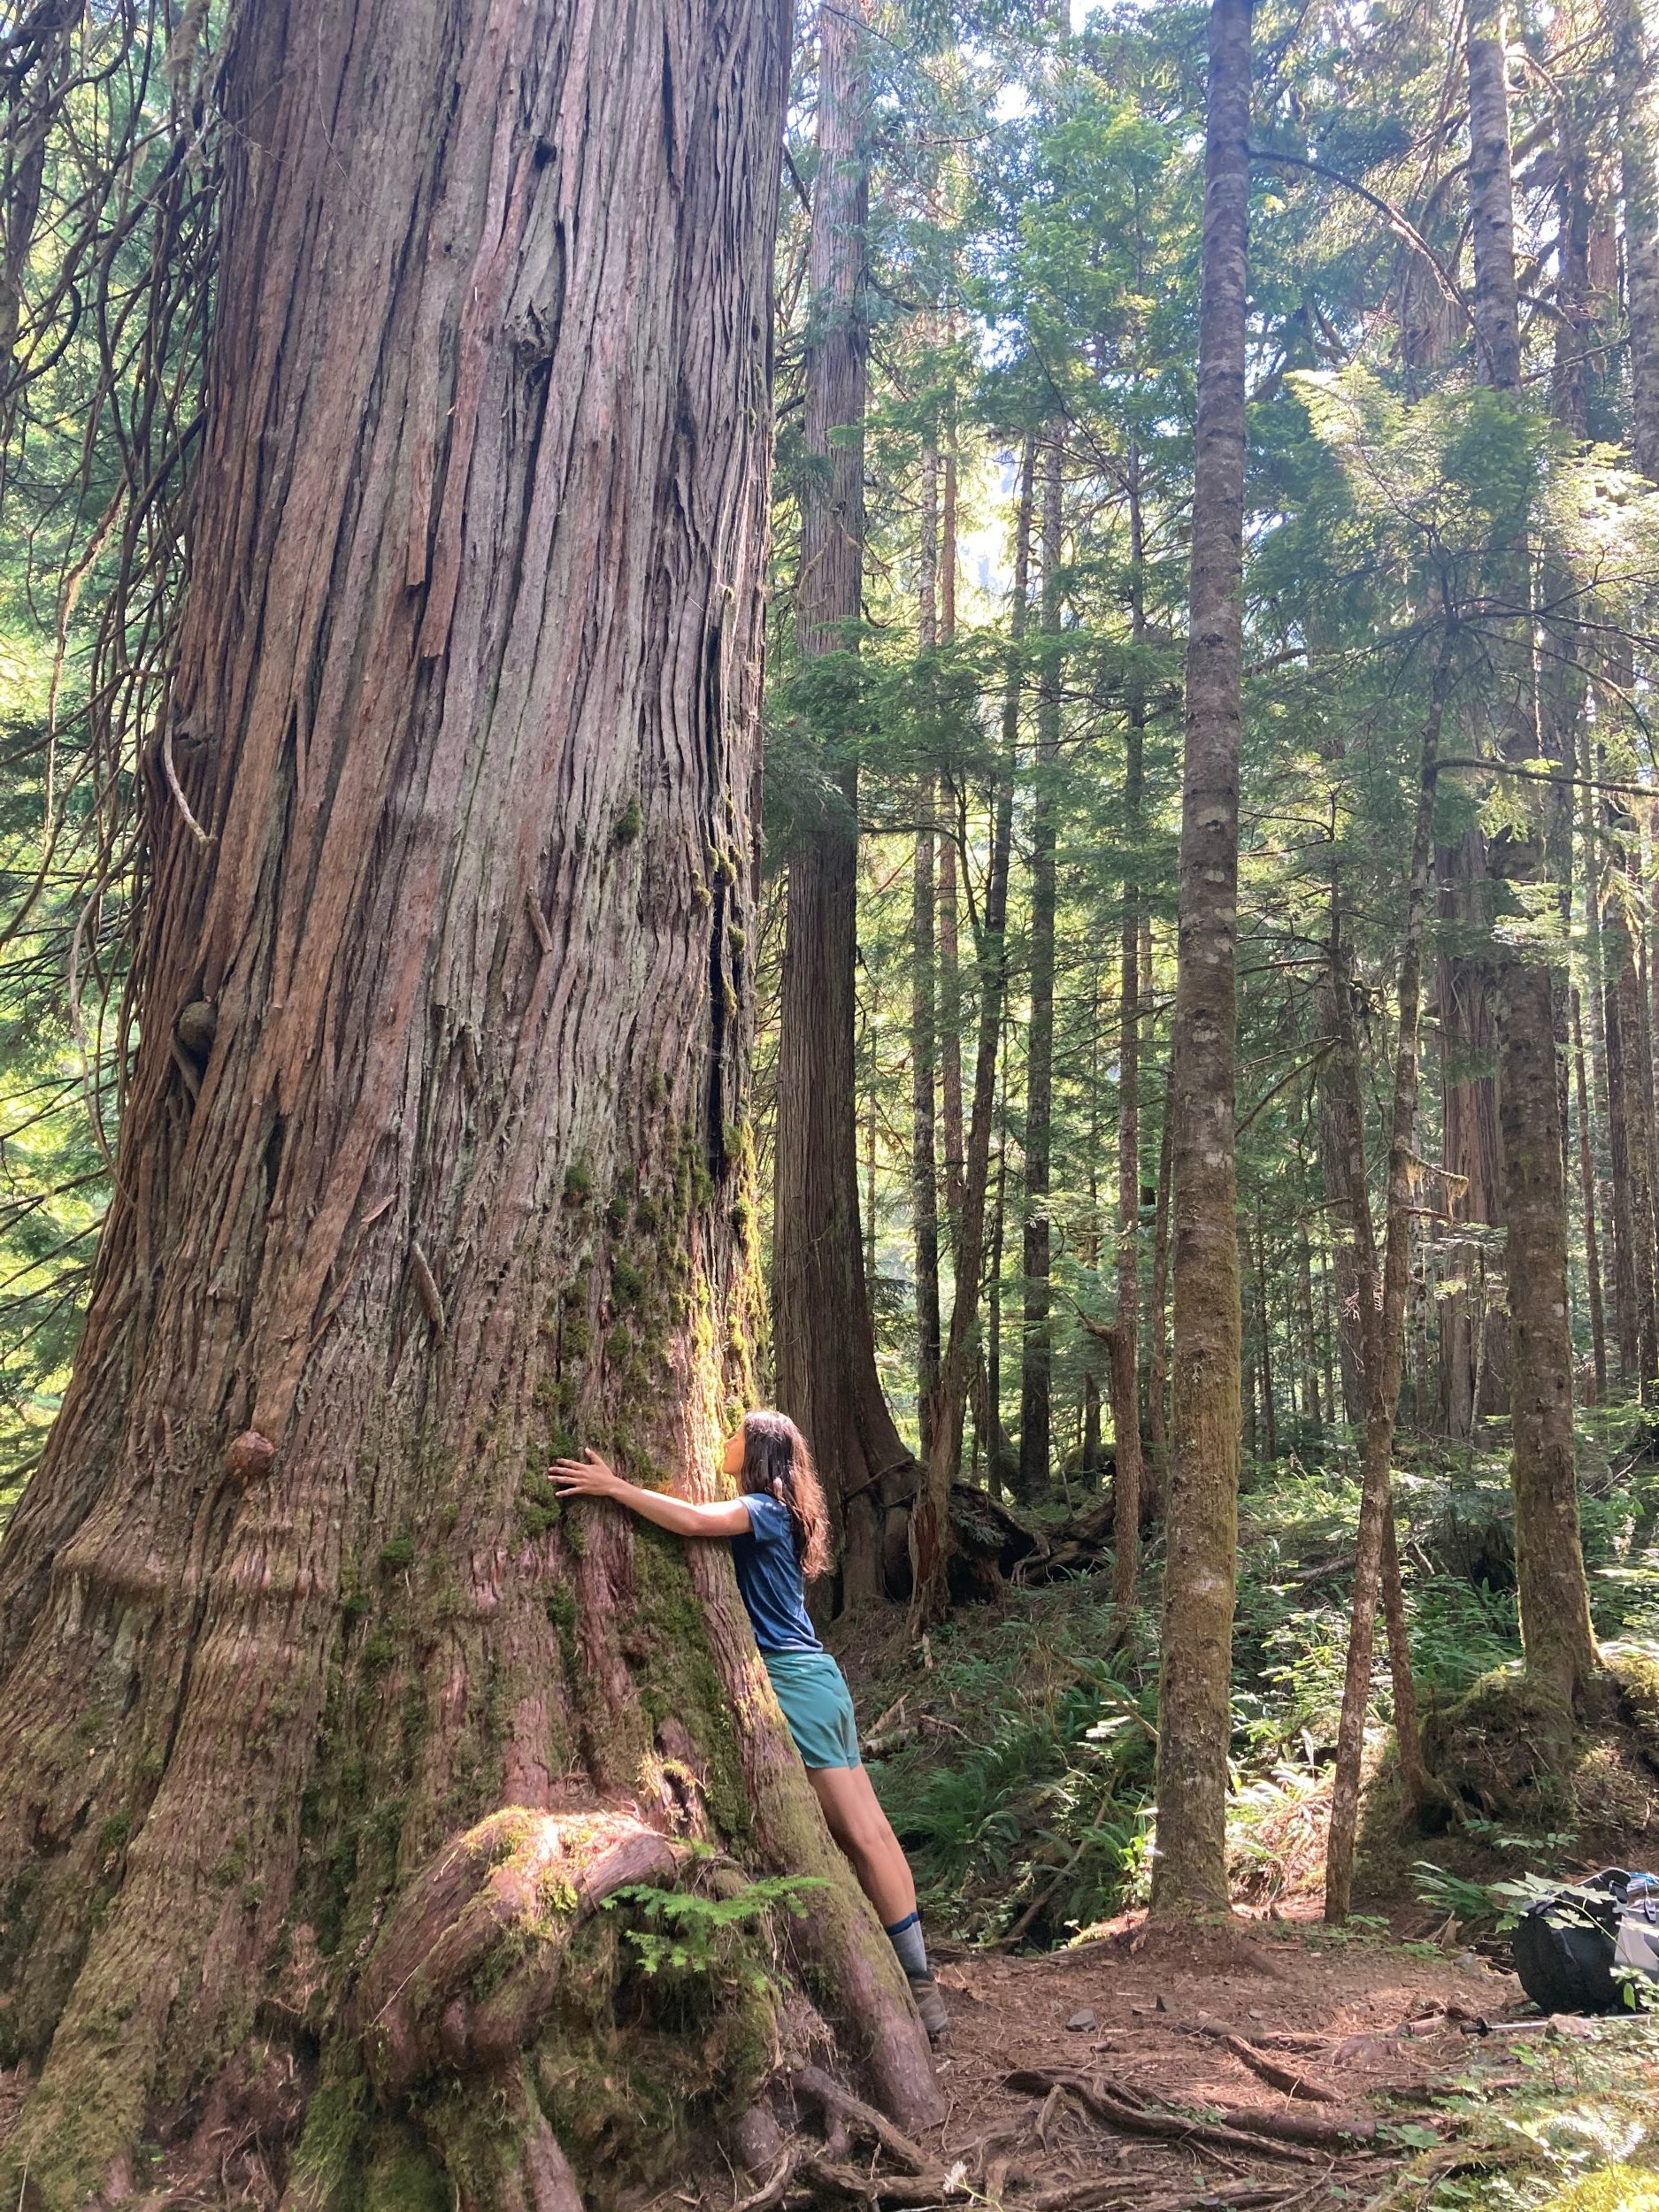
902;1910;1571;2211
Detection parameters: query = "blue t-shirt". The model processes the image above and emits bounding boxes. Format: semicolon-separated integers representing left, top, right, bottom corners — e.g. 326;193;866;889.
730;1493;821;1654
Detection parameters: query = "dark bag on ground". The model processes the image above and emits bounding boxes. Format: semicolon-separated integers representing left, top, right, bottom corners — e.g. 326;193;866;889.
1510;1870;1659;2015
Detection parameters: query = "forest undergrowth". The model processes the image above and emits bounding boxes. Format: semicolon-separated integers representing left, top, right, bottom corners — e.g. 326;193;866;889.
840;1405;1659;1956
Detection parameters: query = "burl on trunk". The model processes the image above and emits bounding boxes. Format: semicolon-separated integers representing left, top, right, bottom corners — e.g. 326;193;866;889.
0;4;935;2207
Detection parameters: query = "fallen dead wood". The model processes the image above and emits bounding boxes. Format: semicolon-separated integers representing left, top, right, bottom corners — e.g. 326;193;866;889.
1174;2016;1333;2057
1006;2069;1389;2157
1220;2033;1344;2105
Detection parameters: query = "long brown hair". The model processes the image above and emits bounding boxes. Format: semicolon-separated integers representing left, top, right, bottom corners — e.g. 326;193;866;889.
739;1409;832;1581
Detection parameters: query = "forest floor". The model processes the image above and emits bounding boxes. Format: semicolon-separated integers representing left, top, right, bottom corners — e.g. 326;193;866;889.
912;1911;1635;2212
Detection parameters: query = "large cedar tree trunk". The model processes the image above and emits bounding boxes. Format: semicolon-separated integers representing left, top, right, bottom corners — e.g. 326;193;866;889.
773;0;918;1609
0;8;940;2206
1150;0;1251;1921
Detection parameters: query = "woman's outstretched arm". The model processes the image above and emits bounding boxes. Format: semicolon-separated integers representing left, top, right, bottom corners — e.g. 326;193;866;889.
548;1449;752;1539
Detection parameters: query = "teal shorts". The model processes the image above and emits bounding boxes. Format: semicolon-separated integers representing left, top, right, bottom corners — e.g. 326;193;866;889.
762;1649;862;1770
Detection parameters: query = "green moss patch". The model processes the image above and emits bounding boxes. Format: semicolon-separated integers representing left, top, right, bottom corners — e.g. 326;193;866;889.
1422;1665;1574;1821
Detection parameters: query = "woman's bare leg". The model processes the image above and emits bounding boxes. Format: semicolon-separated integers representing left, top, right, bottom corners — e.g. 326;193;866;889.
806;1764;917;1926
807;1764;948;2040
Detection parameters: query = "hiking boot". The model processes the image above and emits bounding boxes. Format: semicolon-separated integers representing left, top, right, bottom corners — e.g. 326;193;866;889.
908;1971;949;2046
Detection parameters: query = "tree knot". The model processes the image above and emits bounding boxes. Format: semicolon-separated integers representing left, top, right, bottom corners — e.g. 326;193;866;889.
226;1429;276;1485
352;1807;680;2101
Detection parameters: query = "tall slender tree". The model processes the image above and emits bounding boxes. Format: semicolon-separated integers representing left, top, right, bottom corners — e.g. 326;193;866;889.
774;0;918;1607
912;445;943;1450
910;437;1034;1632
1325;641;1448;1919
1151;0;1252;1921
1018;423;1065;1498
1108;449;1149;1622
1463;0;1600;1717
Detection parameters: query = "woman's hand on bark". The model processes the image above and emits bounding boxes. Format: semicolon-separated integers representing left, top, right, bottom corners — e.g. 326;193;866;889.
548;1448;623;1500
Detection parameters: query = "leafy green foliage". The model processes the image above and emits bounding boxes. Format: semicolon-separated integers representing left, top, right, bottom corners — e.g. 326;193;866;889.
603;1873;826;1988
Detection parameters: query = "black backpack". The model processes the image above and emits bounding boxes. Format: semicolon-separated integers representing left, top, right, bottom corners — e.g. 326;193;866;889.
1510;1870;1659;2016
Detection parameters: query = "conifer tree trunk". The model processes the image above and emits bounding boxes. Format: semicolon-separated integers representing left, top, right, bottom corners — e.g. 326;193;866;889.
1296;1214;1322;1431
1108;452;1148;1617
1605;927;1645;1381
1252;1209;1278;1462
912;447;943;1452
1325;644;1448;1922
1151;0;1251;1922
0;4;943;2203
1018;424;1065;1500
1435;830;1509;1433
910;440;1033;1631
1548;135;1608;1406
774;0;918;1609
938;443;967;1233
1572;986;1608;1401
1147;1074;1171;1500
1617;0;1659;480
1464;0;1599;1714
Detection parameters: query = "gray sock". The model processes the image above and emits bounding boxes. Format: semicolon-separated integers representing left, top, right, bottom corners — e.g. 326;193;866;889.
885;1911;929;1978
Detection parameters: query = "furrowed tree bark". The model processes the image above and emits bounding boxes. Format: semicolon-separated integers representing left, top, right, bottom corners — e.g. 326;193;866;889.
1324;637;1449;1923
1150;0;1251;1923
909;438;1033;1633
1464;0;1600;1717
1018;422;1065;1502
0;5;942;2205
773;0;918;1610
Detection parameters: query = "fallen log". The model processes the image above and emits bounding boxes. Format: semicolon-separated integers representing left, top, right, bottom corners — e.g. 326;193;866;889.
1220;2032;1345;2105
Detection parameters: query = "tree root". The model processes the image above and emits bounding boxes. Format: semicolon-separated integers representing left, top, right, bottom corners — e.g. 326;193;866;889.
792;2064;931;2174
1004;2069;1379;2162
331;1806;949;2212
